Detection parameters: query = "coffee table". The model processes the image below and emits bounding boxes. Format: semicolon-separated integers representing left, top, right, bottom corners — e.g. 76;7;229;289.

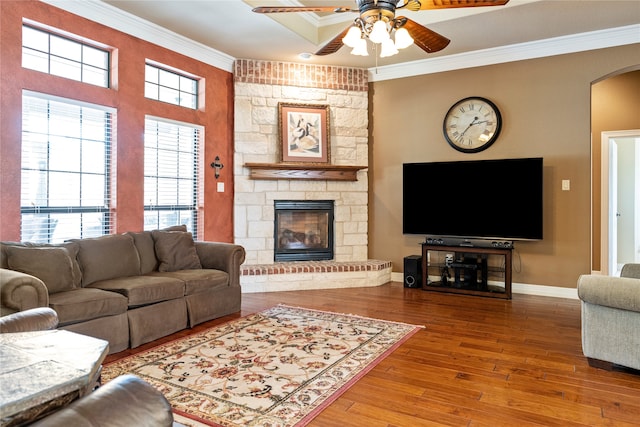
0;329;109;426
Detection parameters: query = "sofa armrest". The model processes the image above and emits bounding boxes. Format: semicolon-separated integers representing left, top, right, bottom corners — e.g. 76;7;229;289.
621;263;640;279
0;307;58;333
0;268;49;314
29;374;174;427
195;242;245;287
577;274;640;312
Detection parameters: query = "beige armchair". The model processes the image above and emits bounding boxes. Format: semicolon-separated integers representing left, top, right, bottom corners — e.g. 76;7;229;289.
577;263;640;371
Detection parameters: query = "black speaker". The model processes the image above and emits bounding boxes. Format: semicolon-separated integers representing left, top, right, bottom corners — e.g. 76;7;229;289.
404;255;422;288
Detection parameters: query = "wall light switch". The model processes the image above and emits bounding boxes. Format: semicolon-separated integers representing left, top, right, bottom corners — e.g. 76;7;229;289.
217;182;225;193
562;179;570;191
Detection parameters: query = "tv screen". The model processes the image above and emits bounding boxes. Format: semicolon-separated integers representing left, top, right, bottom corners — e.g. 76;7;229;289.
403;157;543;241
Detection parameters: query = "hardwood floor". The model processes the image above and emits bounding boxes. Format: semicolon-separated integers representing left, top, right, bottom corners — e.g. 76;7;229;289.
105;282;640;427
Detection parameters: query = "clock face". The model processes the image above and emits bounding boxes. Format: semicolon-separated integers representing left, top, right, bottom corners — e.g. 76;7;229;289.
443;97;502;153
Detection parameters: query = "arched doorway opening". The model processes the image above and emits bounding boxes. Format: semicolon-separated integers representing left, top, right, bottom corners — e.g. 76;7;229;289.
591;68;640;274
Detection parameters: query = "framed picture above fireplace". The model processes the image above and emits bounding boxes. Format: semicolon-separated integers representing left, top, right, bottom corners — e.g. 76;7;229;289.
278;103;330;164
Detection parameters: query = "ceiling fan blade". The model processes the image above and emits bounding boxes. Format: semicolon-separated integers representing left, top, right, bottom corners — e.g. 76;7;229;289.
418;0;509;10
314;26;352;56
400;18;450;53
252;6;355;14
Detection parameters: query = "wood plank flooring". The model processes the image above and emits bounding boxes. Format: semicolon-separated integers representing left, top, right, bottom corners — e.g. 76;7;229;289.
105;282;640;427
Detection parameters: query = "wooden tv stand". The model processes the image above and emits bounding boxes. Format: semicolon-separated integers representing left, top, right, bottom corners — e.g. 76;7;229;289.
421;243;512;299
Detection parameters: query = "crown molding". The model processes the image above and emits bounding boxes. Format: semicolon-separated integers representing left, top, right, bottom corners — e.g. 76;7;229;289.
41;1;638;81
368;24;640;82
41;0;235;72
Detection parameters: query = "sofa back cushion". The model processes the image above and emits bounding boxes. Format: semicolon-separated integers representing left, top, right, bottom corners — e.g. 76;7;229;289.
621;263;640;279
72;234;140;286
127;231;158;275
127;225;188;275
4;243;82;293
151;230;202;272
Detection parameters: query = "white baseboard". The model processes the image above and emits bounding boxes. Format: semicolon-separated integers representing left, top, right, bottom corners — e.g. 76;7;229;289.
390;272;578;299
511;282;578;299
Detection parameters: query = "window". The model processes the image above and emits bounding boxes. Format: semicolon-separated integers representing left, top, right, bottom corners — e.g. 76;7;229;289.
145;63;198;109
22;24;110;87
144;118;201;234
21;92;114;243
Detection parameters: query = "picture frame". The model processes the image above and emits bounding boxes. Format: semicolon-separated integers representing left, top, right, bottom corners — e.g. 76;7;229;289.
278;103;330;163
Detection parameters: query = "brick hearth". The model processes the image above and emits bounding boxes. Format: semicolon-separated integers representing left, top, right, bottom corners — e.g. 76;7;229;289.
240;260;392;293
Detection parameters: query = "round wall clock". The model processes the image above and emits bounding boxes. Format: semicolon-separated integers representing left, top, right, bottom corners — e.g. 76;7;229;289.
443;97;502;153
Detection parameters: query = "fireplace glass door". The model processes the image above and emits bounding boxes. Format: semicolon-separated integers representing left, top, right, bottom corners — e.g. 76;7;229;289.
274;200;334;262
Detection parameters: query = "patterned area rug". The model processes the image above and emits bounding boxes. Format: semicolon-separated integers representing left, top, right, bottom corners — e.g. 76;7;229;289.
102;304;423;427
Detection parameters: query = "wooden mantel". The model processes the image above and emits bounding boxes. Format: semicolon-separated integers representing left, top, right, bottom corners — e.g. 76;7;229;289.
244;163;367;181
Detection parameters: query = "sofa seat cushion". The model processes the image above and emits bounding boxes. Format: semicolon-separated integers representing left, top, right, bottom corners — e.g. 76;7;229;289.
49;288;128;326
87;275;185;307
147;269;229;295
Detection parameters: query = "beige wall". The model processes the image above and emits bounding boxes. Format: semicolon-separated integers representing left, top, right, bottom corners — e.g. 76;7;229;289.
369;44;640;289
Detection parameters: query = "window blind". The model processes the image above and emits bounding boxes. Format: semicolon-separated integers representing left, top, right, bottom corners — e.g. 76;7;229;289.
144;117;201;236
21;91;114;243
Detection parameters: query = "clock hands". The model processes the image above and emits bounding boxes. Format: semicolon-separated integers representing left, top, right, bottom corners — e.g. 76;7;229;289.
459;116;488;137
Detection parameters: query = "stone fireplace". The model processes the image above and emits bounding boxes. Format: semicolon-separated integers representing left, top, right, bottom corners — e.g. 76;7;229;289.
233;60;391;292
274;200;334;262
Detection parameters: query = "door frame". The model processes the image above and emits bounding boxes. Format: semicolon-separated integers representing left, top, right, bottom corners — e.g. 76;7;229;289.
600;129;640;275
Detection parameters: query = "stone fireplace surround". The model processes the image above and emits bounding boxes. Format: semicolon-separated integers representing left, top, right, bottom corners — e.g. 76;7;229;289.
233;60;391;292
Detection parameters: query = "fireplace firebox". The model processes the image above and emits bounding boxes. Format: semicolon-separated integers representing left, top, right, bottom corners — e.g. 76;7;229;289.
274;200;334;262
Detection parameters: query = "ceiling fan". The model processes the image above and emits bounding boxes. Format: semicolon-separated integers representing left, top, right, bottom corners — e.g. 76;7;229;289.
253;0;510;58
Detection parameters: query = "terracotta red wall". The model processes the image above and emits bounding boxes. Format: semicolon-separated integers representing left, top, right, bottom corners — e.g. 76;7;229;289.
0;0;234;242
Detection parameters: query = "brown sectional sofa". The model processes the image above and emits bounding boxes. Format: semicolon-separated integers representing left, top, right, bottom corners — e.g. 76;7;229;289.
0;226;245;354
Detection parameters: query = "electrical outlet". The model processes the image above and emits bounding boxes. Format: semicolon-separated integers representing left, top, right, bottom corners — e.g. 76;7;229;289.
562;180;570;191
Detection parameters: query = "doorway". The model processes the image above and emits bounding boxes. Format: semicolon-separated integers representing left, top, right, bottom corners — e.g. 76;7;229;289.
600;130;640;276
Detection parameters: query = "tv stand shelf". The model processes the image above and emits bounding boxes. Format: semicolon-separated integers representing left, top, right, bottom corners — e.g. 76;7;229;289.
422;243;512;299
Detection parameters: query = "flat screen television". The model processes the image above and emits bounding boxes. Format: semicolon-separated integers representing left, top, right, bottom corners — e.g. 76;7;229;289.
403;157;543;241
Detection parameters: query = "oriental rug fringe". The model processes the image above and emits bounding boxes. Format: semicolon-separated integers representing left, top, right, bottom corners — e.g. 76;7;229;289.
102;304;423;427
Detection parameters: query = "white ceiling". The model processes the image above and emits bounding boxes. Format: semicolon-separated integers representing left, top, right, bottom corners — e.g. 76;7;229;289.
47;0;639;78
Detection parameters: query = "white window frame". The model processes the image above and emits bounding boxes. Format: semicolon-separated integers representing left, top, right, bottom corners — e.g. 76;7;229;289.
144;62;199;109
22;23;110;88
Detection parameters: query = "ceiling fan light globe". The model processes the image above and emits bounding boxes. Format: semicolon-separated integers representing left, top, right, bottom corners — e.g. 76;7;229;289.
351;38;369;56
394;27;413;49
380;38;399;57
342;26;362;48
368;20;390;44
